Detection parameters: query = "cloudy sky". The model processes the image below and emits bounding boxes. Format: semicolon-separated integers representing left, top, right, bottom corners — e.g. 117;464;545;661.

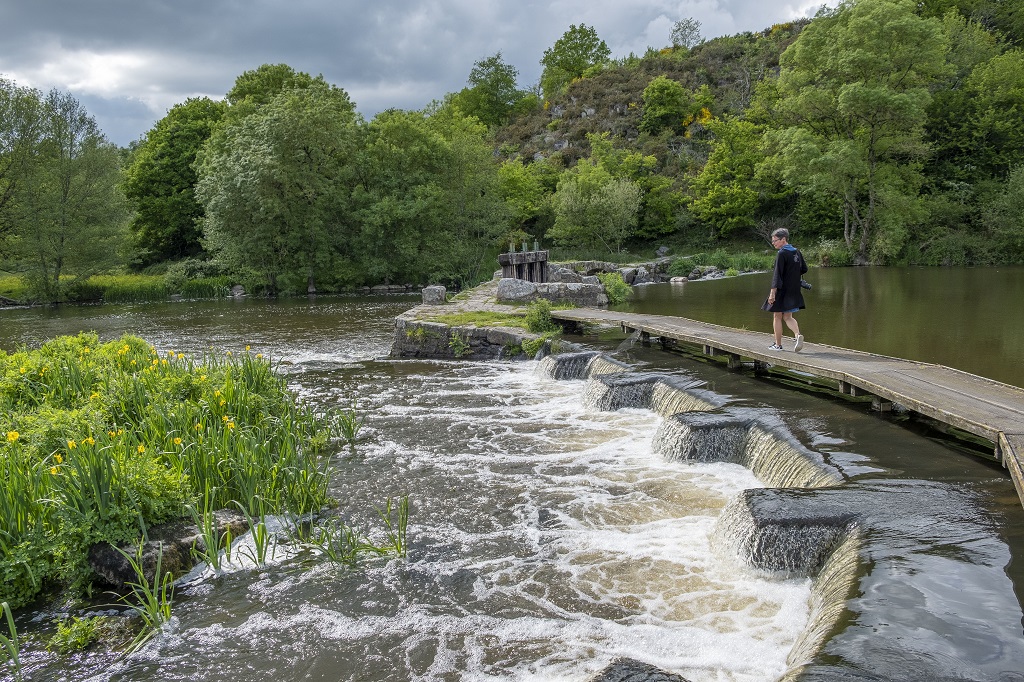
2;0;829;147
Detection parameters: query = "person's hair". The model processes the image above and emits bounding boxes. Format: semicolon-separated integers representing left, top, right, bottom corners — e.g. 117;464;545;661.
772;228;790;240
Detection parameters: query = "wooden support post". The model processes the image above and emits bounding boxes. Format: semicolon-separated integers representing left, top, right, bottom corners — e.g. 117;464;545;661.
753;360;769;375
872;396;893;412
640;332;651;347
728;353;743;370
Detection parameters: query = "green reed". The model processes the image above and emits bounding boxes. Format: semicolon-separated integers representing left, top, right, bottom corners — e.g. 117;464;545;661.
111;544;174;654
0;601;22;681
375;496;410;558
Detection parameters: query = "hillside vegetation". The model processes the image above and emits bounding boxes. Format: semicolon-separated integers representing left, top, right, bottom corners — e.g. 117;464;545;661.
1;0;1021;302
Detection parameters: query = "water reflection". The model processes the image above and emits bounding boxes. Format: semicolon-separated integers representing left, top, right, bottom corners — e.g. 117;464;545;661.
617;266;1024;388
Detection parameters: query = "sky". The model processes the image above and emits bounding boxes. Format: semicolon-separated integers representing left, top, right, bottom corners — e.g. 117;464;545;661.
1;0;831;147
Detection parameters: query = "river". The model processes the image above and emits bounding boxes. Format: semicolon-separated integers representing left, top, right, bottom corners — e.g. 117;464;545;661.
0;270;1022;681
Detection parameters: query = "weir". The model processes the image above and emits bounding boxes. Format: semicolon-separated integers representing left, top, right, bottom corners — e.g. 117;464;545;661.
541;349;1024;682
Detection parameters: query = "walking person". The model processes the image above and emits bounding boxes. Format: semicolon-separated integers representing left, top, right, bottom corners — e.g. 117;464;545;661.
762;228;807;352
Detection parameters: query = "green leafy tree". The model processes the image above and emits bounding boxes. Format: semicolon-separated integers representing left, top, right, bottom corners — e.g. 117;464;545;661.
450;53;524;128
983;165;1024;261
498;157;557;237
0;79;45;253
769;0;949;262
11;90;126;300
540;24;611;100
196;80;360;294
122;97;226;265
690;117;764;237
640;77;712;135
963;50;1024;177
226;63;325;107
356;105;507;288
549;160;641;253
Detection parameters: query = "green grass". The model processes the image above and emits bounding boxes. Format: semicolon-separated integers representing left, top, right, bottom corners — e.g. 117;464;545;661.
432;311;527;328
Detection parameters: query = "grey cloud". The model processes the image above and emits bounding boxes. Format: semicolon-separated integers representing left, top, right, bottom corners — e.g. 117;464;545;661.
0;0;832;146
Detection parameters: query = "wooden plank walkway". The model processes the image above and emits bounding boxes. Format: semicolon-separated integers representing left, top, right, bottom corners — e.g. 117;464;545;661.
550;308;1024;507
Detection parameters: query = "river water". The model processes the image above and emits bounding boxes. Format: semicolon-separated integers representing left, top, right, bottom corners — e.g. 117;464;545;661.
615;265;1024;389
1;275;1022;681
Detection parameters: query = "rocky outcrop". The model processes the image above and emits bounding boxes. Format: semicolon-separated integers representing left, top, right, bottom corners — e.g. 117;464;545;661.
88;509;248;588
421;285;446;304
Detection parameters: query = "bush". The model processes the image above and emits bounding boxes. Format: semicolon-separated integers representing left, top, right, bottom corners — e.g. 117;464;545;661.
805;239;854;267
597;272;632;304
525;299;560;333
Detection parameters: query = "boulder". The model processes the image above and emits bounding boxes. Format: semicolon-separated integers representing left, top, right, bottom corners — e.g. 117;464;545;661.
496;278;538;302
88;509;249;588
421;285;446;305
617;267;637;284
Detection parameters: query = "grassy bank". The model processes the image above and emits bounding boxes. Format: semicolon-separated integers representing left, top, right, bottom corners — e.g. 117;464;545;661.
0;274;235;306
0;333;335;609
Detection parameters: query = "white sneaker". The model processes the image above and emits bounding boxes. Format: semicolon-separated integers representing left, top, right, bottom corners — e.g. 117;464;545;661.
768;343;783;351
794;335;804;352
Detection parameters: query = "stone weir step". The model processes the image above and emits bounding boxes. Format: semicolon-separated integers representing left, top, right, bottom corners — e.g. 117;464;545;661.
550;307;1024;510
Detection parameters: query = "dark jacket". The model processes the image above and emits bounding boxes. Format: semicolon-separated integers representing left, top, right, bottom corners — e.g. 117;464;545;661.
765;244;807;312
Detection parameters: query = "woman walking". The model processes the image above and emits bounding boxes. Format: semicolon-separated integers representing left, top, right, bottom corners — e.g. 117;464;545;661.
762;228;807;352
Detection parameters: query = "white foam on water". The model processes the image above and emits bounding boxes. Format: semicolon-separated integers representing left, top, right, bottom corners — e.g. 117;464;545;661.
97;359;812;682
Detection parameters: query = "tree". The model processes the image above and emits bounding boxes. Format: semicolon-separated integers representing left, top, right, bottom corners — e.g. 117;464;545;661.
549;160;641;253
963;50;1024;177
122;97;226;265
769;0;949;262
640;77;711;135
983;165;1024;261
671;17;703;49
690;117;764;237
498;157;558;236
356;105;508;288
540;24;611;100
450;53;524;128
0;79;45;253
196;80;361;294
12;90;126;300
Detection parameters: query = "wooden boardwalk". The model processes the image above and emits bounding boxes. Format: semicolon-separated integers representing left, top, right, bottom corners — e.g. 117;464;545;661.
550;308;1024;507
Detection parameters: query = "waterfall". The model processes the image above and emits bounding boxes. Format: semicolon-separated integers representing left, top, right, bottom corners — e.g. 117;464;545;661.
653;410;842;488
650;377;724;416
783;528;863;674
713;490;857;577
538;351;601;380
582;373;661;410
538;351;630;381
744;421;843;489
653;411;750;463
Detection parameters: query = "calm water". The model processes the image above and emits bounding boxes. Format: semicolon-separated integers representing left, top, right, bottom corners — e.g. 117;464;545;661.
0;282;1022;681
615;266;1024;389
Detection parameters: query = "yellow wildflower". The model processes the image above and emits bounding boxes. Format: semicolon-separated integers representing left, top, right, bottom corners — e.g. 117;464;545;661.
6;431;19;443
222;415;229;422
246;345;251;351
227;421;235;430
55;453;63;464
137;445;145;454
177;353;184;360
219;399;226;406
256;354;263;359
90;392;99;400
199;374;207;381
173;437;182;445
83;436;95;445
19;366;26;374
50;466;58;475
67;439;77;449
214;390;221;397
83;348;90;354
195;423;203;430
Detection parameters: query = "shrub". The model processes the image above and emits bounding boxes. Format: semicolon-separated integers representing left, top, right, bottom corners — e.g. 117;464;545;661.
597;272;632;304
525;299;561;333
805;239;854;267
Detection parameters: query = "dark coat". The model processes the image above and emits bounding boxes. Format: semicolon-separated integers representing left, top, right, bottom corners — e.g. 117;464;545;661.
764;245;807;312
